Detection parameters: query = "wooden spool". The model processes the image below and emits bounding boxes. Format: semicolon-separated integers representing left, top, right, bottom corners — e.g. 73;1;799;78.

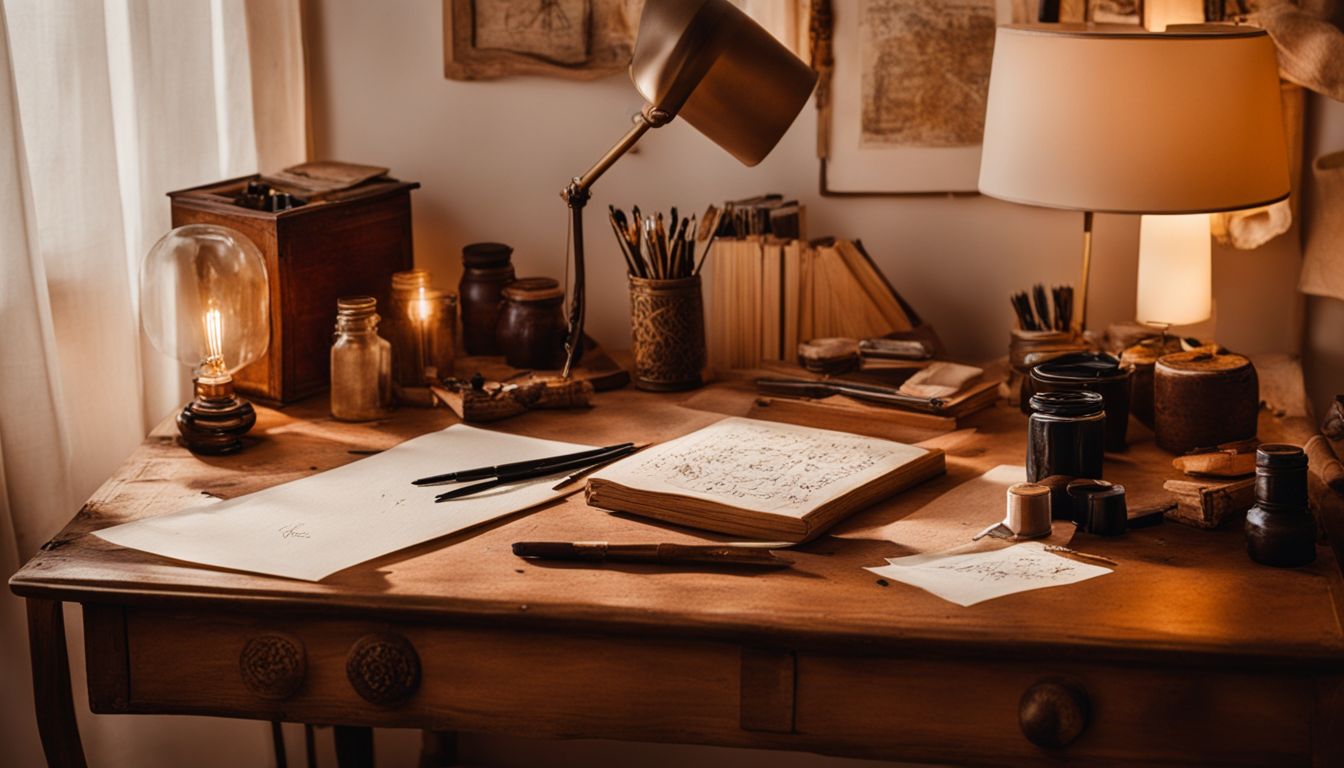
1153;351;1258;454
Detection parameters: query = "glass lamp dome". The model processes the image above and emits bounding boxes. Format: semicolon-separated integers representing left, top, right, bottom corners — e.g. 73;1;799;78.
140;224;270;382
140;224;269;454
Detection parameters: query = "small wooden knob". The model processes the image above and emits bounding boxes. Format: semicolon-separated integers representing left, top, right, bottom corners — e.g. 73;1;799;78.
239;633;306;700
346;633;420;707
1019;678;1089;749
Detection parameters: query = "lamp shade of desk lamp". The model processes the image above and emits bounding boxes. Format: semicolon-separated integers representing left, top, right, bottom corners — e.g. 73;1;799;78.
978;24;1290;331
558;0;817;377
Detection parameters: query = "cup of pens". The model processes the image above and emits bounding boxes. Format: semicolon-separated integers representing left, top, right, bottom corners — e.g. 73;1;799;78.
610;204;711;391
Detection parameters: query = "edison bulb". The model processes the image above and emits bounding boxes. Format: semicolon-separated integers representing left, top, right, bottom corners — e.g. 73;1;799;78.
140;224;270;381
139;224;269;454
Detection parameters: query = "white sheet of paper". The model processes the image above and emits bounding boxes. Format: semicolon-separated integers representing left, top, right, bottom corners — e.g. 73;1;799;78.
866;541;1112;607
94;425;597;581
590;416;929;518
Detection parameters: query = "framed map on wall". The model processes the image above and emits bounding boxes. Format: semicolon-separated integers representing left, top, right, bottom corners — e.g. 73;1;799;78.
814;0;1028;195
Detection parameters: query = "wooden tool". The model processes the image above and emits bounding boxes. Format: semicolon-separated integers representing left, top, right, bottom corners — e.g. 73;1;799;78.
511;541;792;568
1172;440;1258;478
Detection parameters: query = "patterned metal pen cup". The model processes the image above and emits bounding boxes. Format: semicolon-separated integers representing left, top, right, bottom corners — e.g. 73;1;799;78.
629;275;705;391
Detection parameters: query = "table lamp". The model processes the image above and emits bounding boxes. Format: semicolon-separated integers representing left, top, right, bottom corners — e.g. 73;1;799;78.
978;24;1290;332
140;224;270;454
558;0;817;377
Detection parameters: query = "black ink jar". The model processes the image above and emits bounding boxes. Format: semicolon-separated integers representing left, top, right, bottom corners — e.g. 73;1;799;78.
1027;390;1105;483
1027;352;1133;452
1245;444;1316;567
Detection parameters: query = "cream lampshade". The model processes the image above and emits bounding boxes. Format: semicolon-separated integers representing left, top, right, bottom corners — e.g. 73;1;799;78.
1136;213;1212;326
978;24;1290;330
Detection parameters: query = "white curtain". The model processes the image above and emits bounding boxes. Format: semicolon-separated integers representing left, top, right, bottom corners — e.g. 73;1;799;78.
0;0;305;765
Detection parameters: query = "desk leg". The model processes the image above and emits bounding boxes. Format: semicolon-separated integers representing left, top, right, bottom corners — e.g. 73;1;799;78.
27;598;87;768
419;731;457;767
333;725;374;768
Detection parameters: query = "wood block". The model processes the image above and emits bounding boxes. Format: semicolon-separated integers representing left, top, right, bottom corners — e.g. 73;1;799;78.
1163;477;1255;529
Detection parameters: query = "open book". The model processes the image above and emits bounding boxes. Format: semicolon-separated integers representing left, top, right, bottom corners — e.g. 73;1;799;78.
586;417;945;542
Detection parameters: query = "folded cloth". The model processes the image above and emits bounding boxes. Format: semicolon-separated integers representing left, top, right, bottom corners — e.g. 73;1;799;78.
1302;150;1344;302
1252;5;1344;101
899;361;983;399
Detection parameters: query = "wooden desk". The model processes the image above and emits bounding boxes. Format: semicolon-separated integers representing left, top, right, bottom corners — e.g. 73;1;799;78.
11;382;1344;767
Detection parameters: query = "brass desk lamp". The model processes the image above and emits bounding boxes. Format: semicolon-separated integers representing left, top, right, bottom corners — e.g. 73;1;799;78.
559;0;816;377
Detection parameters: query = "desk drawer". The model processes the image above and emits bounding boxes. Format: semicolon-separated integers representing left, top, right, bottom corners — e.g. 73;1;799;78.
108;607;747;744
795;654;1319;767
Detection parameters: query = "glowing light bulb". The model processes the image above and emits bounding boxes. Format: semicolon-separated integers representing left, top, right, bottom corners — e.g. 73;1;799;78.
202;308;227;378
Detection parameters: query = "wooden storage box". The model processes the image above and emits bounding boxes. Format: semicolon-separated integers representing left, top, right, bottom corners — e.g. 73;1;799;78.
169;175;419;404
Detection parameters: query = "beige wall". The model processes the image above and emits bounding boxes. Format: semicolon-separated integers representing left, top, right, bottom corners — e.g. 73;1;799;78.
306;0;1308;371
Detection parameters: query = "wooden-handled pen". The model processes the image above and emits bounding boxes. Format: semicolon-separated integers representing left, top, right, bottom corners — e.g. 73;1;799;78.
511;541;791;568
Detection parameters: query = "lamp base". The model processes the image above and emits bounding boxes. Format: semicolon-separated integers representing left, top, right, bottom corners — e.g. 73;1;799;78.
177;379;257;455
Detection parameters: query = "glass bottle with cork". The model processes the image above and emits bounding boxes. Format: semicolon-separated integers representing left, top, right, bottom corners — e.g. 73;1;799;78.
330;296;391;421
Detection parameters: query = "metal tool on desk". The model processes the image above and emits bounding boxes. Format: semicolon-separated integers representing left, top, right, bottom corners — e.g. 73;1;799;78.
755;377;947;413
415;442;641;502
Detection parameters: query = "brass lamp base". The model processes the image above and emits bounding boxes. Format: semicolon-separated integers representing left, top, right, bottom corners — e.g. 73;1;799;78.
177;378;256;455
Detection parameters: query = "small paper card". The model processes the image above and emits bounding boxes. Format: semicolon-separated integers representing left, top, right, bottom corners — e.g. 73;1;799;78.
866;541;1112;607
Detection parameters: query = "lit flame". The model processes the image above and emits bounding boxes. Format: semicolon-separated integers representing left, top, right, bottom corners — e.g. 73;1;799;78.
413;286;433;323
203;308;227;375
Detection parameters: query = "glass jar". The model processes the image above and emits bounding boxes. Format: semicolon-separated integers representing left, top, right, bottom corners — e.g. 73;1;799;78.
330;296;391;421
1027;390;1105;483
459;242;515;355
387;270;457;387
1245;444;1317;566
496;277;567;370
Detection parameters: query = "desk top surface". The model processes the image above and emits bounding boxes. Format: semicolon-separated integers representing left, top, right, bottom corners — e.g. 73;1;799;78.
11;381;1344;668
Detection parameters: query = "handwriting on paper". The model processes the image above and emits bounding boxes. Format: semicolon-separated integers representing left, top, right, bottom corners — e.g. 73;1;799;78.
278;523;310;540
593;417;929;517
630;423;887;507
866;542;1112;607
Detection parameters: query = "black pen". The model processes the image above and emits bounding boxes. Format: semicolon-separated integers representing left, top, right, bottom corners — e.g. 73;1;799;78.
436;443;639;502
412;442;634;486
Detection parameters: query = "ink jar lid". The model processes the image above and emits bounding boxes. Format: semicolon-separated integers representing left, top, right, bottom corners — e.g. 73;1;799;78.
462;242;513;269
1033;352;1127;383
1029;390;1104;417
1256;443;1307;469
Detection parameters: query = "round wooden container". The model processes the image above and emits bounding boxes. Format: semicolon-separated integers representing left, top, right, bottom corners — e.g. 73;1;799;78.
1153;351;1258;454
629;275;705;391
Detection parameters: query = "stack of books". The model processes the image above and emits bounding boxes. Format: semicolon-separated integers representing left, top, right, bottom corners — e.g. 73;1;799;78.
705;237;918;371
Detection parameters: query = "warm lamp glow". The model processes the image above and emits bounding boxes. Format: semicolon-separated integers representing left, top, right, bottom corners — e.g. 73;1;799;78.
202;308;227;380
1136;213;1212;326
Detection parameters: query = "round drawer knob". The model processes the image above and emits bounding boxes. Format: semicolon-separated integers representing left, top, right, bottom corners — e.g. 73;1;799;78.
239;633;306;700
346;633;421;706
1019;678;1090;749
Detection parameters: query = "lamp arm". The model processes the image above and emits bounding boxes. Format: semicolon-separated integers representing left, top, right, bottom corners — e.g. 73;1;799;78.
559;106;672;378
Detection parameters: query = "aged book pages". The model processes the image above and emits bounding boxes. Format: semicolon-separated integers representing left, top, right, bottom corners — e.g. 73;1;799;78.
588;416;944;540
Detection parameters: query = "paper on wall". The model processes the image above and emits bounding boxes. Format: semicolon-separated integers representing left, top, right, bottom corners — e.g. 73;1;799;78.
866;541;1111;607
94;425;597;581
